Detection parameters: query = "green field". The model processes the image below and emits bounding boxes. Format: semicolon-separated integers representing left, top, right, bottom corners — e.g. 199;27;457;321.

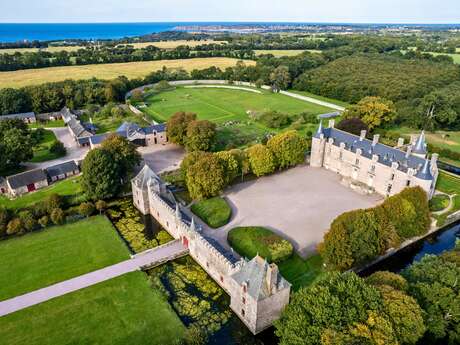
143;86;333;124
0;216;130;301
80;112;151;134
191;197;232;228
0;176;83;209
288;89;351;108
29;120;65;129
0;271;185;345
254;49;321;57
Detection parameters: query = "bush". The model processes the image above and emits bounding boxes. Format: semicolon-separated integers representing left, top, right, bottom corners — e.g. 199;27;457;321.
50;208;65;225
95;200;107;214
6;218;23;235
43;193;63;214
258;110;291;128
38;215;50;228
336;117;368;135
247;144;276;177
49;141;66;156
366;271;409;291
267;130;307;169
191;197;232;228
79;202;95;218
19;210;37;232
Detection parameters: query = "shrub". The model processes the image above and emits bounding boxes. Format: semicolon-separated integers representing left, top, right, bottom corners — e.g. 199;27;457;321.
191;197;232;228
0;206;10;236
50;208;65;225
38;215;50;228
79;202;95;218
267;130;307;169
95;200;107;214
19;210;37;232
49;141;66;155
6;218;23;235
258;110;291;128
336;117;368;135
44;193;62;214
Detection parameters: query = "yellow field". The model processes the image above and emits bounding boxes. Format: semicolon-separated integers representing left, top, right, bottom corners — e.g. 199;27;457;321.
0;57;255;88
254;49;321;57
0;40;226;54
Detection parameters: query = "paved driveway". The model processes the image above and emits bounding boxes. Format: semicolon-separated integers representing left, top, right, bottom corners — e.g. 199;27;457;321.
138;144;185;174
215;166;382;258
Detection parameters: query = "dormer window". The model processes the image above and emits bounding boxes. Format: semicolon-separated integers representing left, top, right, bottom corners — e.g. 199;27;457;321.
355;159;360;166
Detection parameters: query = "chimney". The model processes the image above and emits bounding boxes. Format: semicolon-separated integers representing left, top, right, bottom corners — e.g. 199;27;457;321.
266;263;279;295
359;130;366;141
431;153;439;166
372;134;380;146
397;138;404;147
328;119;335;128
406;145;412;158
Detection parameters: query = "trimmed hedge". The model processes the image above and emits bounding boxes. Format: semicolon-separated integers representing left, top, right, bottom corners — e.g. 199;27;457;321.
191;197;232;228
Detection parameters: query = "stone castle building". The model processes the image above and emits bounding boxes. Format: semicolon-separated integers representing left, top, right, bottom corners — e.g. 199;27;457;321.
132;165;291;334
310;120;438;198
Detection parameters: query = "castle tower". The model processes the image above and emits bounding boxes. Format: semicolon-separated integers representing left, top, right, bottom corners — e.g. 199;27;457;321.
131;164;161;215
310;120;327;167
412;131;427;158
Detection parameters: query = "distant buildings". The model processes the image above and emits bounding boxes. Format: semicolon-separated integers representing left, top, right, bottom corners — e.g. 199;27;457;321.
310;120;439;198
0;112;36;123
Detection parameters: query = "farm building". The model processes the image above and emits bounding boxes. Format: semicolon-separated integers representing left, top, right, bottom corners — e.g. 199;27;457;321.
0;112;36;123
6;169;49;196
45;160;80;182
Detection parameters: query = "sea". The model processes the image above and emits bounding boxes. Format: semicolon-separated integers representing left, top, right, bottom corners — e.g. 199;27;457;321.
1;22;459;43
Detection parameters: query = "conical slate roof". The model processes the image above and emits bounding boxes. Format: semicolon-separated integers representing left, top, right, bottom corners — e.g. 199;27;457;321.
133;164;160;188
413;131;427;154
314;120;324;138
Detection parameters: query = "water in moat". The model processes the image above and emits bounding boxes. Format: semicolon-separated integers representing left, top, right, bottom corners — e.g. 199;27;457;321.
107;199;275;344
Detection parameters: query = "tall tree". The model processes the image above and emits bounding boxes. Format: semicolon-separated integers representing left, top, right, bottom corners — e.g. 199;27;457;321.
100;134;141;178
185;120;216;152
246;144;276;177
267;130;307;169
185;153;226;200
166;111;197;145
270;65;291;91
343;96;396;131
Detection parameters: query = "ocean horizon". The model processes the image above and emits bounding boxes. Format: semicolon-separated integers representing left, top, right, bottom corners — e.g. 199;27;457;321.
1;22;460;43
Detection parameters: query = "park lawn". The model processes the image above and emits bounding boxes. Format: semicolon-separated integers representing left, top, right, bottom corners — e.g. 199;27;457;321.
0;57;254;88
0;216;130;301
0;176;83;210
429;194;450;212
0;271;185;345
29;119;65;128
29;129;64;163
191;197;232;228
144;86;333;124
435;171;460;195
80;112;151;134
278;254;326;291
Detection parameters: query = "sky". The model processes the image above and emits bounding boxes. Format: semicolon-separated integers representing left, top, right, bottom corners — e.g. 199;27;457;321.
0;0;459;24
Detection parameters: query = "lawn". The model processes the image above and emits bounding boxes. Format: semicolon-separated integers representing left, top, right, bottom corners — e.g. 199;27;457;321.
0;271;185;345
143;86;333;124
429;194;450;212
278;254;326;291
0;216;130;301
29;129;65;163
0;57;254;88
29;119;66;128
191;197;232;228
0;176;83;209
80;112;151;134
288;89;351;108
227;226;293;263
435;171;460;195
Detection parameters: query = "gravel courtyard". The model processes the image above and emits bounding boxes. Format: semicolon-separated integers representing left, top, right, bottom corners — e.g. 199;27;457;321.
138;144;185;174
220;166;383;258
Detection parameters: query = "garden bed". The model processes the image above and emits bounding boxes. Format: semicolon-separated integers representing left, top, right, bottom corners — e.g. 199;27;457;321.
191;197;232;228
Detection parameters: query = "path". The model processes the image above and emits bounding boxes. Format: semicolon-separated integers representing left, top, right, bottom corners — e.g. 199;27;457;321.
0;240;188;317
280;90;345;111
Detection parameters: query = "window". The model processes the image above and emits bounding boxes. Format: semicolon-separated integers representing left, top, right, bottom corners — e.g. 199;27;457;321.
220;276;224;283
387;184;392;194
406;180;411;187
370;165;375;173
390;173;395;180
243;285;247;293
339;151;343;160
242;297;246;304
241;309;245;317
355;158;360;166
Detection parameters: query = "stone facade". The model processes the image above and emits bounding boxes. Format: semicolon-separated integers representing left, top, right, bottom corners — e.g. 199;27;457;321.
132;165;291;334
310;120;438;198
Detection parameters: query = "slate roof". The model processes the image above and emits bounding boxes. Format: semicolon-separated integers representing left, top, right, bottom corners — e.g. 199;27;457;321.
315;125;434;180
45;161;79;178
116;122;142;134
68;118;91;138
7;169;47;189
0;112;36;121
231;256;290;301
413;131;427;154
61;107;77;124
318;111;341;119
143;123;167;134
133;164;162;189
89;133;109;146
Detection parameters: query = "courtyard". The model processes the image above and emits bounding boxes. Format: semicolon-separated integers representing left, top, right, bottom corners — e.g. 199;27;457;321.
138;143;185;173
213;166;383;258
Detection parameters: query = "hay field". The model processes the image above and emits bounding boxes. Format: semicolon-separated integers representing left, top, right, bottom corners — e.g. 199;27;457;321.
0;57;254;88
254;49;321;57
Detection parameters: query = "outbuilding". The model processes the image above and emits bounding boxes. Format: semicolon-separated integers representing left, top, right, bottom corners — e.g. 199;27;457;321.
45;161;80;182
6;169;49;196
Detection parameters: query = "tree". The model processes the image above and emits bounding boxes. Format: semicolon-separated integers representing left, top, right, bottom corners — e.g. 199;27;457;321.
270;65;291;91
101;134;141;178
166;111;197;145
215;151;239;184
228;148;250;181
336;117;369;135
130;89;143;103
403;254;460;343
274;272;386;345
0;88;31;115
79;202;95;218
185;120;216;152
246;144;276;177
154;80;173;92
50;208;65;225
6;218;23;235
81;148;122;200
185;153;226;200
49;140;66;156
267;131;306;169
43;193;62;214
366;271;409;292
180;151;208;178
95;200;108;214
0;120;34;174
343;96;396;131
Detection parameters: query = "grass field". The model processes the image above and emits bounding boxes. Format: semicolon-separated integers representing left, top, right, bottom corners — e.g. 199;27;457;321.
143;86;333;124
29;119;66;128
426;51;460;64
278;254;326;291
191;197;232;228
80;112;151;134
0;271;185;345
0;176;83;209
388;127;460;154
0;216;130;301
0;57;254;88
254;49;321;57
